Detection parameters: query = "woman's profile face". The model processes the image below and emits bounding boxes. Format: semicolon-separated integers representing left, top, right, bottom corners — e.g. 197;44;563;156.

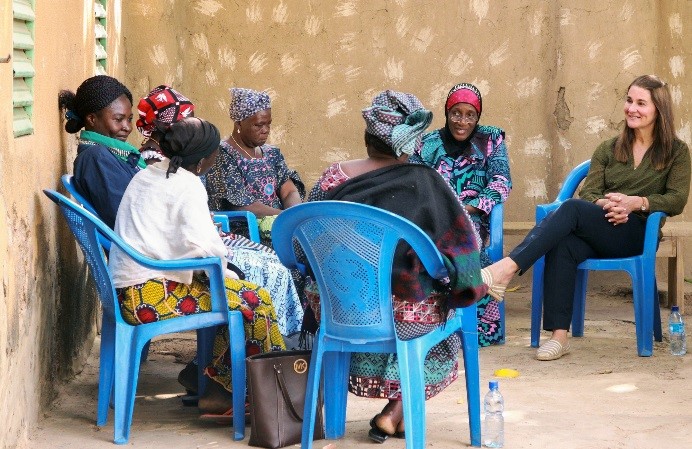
624;85;657;133
446;102;478;142
86;94;133;141
239;109;272;147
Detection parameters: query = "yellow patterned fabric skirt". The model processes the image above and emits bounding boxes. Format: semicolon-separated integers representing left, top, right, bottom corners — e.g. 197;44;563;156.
117;275;286;392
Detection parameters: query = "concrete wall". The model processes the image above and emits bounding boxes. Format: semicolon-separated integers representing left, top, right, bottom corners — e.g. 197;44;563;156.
0;1;125;447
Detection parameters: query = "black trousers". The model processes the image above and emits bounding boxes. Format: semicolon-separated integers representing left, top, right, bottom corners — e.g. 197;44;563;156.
509;199;647;330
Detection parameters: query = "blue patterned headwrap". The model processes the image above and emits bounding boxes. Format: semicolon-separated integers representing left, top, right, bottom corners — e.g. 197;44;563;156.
228;87;271;122
362;90;433;157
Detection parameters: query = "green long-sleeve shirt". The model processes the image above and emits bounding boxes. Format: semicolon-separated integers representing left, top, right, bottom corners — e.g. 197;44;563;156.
580;137;691;217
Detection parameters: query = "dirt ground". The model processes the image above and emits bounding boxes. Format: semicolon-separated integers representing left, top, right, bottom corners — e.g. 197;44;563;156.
29;277;692;449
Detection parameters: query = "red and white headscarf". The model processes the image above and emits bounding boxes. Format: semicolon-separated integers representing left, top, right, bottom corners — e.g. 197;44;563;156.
445;83;482;118
136;85;195;137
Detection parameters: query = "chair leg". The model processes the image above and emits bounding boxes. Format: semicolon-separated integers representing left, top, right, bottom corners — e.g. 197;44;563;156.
227;312;246;440
196;326;218;398
302;338;326;449
530;257;545;347
140;341;151;364
97;317;115;426
654;279;663;342
323;350;349;439
398;340;427;449
571;269;588;337
461;330;481;447
633;266;654;357
498;300;506;345
113;327;140;445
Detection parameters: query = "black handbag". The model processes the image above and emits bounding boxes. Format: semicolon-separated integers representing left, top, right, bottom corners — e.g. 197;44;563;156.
247;350;325;449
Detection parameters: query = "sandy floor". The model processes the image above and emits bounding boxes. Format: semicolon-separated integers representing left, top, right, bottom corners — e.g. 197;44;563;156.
29;280;692;449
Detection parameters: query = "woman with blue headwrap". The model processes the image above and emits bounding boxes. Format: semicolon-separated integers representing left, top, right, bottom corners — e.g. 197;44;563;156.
307;90;487;443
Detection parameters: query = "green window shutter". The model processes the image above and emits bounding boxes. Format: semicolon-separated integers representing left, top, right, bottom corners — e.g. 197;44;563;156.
95;0;107;74
12;0;35;21
12;0;34;138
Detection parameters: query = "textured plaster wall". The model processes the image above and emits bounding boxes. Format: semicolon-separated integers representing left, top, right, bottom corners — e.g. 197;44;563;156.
0;1;125;447
123;0;691;270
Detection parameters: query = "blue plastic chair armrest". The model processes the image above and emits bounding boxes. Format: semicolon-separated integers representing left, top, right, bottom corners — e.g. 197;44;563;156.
212;211;260;243
486;203;503;262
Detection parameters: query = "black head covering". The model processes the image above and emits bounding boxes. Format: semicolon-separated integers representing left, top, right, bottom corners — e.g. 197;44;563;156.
160;117;220;178
58;75;132;133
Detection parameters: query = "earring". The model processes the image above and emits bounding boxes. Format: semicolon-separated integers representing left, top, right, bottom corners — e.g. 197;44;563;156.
236;128;240;134
196;160;203;174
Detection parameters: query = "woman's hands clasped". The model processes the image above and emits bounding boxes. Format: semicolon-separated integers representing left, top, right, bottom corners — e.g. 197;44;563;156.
598;192;640;225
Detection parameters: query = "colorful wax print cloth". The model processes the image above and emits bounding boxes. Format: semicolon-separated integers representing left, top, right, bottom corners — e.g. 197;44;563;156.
411;125;511;346
117;275;285;393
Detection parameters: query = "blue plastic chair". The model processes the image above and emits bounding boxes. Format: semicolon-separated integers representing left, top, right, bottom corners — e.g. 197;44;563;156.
486;202;505;343
43;189;247;444
61;174;259;243
212;210;261;243
530;160;664;356
272;201;481;449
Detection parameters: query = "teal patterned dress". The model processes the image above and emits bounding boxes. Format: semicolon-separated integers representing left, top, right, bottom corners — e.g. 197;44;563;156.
410;125;511;346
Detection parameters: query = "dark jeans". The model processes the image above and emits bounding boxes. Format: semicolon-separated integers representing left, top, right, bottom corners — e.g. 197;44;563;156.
509;199;647;330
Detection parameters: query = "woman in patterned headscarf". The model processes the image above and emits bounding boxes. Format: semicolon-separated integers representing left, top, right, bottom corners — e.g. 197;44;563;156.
204;87;305;245
410;83;512;347
307;90;487;443
136;85;196;164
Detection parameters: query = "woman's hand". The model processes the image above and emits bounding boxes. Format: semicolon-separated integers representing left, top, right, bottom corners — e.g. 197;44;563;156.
602;192;639;225
465;205;482;215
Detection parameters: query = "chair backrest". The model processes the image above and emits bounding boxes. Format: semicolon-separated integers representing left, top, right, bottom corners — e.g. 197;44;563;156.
44;189;119;321
61;174;100;216
272;201;448;344
556;160;591;201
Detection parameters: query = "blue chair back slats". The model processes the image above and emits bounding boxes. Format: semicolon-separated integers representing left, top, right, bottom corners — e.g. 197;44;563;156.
529;160;664;356
43;189;247;444
272;201;481;449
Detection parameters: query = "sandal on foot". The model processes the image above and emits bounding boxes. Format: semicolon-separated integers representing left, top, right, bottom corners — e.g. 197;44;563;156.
481;268;507;302
369;417;394;444
536;339;570;361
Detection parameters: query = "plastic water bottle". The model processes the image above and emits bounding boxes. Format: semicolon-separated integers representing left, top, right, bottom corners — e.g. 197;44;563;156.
669;305;687;356
483;380;504;448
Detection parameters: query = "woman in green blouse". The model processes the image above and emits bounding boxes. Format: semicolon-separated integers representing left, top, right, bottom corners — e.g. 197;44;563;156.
481;74;691;361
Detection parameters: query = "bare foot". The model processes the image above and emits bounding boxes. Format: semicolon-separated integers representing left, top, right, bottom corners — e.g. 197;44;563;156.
198;380;232;415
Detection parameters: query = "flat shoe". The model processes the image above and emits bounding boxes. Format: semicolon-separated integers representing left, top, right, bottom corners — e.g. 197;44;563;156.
480;268;507;302
369;417;394;444
536;339;570;361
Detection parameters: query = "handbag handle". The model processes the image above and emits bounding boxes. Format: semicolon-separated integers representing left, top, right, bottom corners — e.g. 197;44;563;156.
274;363;304;422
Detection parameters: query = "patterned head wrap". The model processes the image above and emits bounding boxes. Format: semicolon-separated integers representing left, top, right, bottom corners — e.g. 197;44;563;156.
228;87;271;122
58;75;132;134
136;85;195;137
362;90;433;157
445;83;482;118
